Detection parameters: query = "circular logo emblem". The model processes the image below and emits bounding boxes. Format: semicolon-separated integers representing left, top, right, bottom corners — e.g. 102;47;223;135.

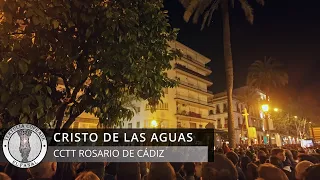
2;124;47;168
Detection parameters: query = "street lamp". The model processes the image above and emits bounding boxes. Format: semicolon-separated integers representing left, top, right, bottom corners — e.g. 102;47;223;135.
274;108;279;112
261;104;271;145
294;116;298;119
151;119;158;128
262;104;269;112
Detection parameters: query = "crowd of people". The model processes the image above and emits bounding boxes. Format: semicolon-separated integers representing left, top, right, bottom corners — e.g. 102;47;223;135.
0;143;319;180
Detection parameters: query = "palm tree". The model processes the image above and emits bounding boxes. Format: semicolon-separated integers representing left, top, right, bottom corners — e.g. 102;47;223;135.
247;56;288;97
178;0;265;148
247;56;288;132
237;86;261;115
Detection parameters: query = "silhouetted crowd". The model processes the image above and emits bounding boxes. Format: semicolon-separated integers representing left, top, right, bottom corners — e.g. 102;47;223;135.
0;143;320;180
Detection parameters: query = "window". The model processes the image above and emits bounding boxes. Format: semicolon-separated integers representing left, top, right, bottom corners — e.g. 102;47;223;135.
128;123;132;129
177;122;182;128
199;124;203;128
224;118;228;128
136;122;140;128
236;103;240;112
238;117;242;128
216;105;221;114
190;123;196;128
223;103;228;112
209;110;214;115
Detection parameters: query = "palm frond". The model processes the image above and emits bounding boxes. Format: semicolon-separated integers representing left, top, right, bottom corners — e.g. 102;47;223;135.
247;56;288;93
183;0;200;22
239;0;254;24
206;0;220;28
256;0;265;6
179;0;192;8
192;0;213;24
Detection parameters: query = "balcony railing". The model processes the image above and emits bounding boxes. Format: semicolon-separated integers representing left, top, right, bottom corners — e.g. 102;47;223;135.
177;111;209;119
182;54;211;71
178;80;213;94
175;94;208;106
174;64;212;82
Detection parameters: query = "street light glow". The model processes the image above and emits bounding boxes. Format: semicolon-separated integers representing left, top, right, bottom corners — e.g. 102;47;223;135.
262;104;269;112
294;116;298;119
151;119;158;127
274;108;279;112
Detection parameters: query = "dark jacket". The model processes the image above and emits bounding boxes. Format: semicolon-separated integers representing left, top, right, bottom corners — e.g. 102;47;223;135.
237;166;247;180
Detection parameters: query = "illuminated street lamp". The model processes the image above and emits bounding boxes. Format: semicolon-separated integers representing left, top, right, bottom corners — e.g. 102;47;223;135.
274;108;279;112
294;116;298;119
151;119;158;128
262;104;269;112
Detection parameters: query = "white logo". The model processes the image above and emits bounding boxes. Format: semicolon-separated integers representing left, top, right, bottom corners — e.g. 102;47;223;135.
2;124;47;168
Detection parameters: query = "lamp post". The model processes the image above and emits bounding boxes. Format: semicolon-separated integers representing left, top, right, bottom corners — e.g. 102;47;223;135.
261;104;271;145
151;119;158;128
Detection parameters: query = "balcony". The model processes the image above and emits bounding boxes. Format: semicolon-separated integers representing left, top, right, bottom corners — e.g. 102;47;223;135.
174;64;212;82
178;80;213;94
177;110;208;119
182;54;211;70
175;94;209;106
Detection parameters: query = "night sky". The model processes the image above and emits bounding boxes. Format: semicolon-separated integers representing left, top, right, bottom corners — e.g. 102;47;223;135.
164;0;320;114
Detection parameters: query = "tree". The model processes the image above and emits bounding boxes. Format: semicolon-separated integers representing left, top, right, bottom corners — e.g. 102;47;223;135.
247;56;288;132
247;57;288;96
237;86;261;115
178;0;265;148
0;0;179;133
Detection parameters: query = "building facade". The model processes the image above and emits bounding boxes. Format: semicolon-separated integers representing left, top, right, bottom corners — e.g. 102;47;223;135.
120;41;215;129
209;87;272;144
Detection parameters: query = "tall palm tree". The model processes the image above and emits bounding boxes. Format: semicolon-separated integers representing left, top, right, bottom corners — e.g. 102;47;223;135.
247;56;288;97
178;0;265;148
247;56;288;131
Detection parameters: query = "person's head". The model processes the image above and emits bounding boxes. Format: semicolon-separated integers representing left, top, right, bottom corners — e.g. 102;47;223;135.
53;162;76;180
240;156;251;171
246;163;258;180
117;162;141;180
269;156;284;169
310;153;320;162
295;161;314;180
291;150;298;160
216;148;224;154
304;164;320;180
147;162;176;180
28;162;57;179
259;155;268;164
75;171;100;180
0;172;11;180
257;163;289;180
271;148;285;162
298;154;320;164
285;149;294;161
202;154;238;180
170;162;183;173
226;151;239;166
183;162;195;176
